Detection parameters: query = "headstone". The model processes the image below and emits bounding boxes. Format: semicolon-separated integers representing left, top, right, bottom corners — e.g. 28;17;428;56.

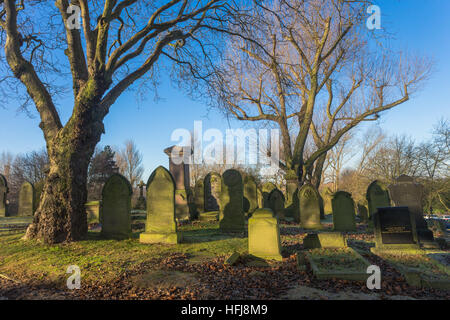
262;182;276;208
268;188;285;218
140;166;181;244
243;175;258;215
219;169;245;233
18;181;35;217
321;187;333;215
135;180;146;210
0;174;8;217
101;174;132;239
303;232;347;249
371;207;420;253
204;172;221;212
298;183;322;229
284;179;299;220
319;195;325;219
164;145;192;220
388;175;435;246
332;191;356;231
85;200;102;223
357;203;369;223
194;178;205;214
248;208;282;261
366;180;390;219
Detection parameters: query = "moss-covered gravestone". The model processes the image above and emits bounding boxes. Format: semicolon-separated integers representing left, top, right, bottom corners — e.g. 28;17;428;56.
298;184;322;229
321;187;333;215
262;182;276;208
219;169;245;233
204;172;221;212
284;179;299;220
332;191;356;231
85;200;101;223
366;180;390;219
243;175;258;215
268;189;285;218
357;203;368;223
101;174;132;239
248;208;282;261
194;178;205;214
18;181;35;217
140;166;181;244
0;174;8;217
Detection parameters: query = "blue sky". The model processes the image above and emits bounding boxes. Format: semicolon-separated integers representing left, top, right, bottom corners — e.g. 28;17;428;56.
0;0;449;180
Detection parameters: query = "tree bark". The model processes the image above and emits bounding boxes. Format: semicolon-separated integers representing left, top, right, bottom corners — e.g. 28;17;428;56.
25;100;106;243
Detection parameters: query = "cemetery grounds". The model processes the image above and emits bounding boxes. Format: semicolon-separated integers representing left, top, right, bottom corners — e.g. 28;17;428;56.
0;214;449;300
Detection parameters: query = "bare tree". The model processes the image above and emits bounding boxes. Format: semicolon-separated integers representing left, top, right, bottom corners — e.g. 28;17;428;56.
115;139;144;189
206;0;432;188
0;0;229;243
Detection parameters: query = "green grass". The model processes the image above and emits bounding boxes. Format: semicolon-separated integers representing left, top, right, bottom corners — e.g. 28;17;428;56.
0;221;247;285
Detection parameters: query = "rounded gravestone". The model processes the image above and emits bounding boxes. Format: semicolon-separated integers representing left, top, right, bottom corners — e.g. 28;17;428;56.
140;166;180;244
243;175;258;214
298;184;322;229
262;182;276;208
268;188;285;218
194;178;205;214
366;180;390;219
357;203;369;223
18;181;35;217
0;174;8;217
219;169;244;233
332;191;356;231
101;173;132;239
204;172;221;212
248;208;282;261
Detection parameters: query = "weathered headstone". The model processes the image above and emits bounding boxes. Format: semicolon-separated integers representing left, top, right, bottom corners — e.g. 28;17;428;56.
243;175;258;215
18;181;35;217
298;184;322;229
248;208;282;261
303;232;347;249
85;200;102;223
135;180;146;210
101;174;132;239
194;178;205;214
388;175;435;246
268;188;285;218
366;180;390;219
262;182;276;208
164;145;192;220
284;179;299;220
140;166;181;244
0;174;8;217
319;195;325;219
357;203;369;223
321;187;333;215
204;172;221;212
219;169;245;233
332;191;356;231
371;206;420;253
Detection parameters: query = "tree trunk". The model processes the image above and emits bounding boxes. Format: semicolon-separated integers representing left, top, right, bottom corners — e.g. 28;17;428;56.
24;102;105;244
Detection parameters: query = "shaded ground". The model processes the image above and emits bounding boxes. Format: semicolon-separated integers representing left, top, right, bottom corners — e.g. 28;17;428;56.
0;218;449;300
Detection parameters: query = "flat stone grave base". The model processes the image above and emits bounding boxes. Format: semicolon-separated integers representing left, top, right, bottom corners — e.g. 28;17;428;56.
374;251;450;290
199;211;219;222
304;247;371;281
139;231;182;244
